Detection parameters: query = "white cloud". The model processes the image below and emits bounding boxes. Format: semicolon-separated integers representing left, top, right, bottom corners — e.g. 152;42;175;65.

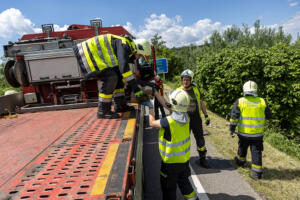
0;8;68;39
124;14;225;47
1;8;299;49
0;8;36;38
289;2;299;7
283;11;300;39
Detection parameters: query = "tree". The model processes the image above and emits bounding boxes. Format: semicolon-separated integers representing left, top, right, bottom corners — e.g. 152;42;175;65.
150;34;185;79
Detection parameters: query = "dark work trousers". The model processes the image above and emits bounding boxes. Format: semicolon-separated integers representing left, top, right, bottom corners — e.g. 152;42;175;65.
188;110;206;154
237;135;263;167
160;161;195;200
111;67;125;94
96;67;124;112
96;67;118;96
154;97;166;120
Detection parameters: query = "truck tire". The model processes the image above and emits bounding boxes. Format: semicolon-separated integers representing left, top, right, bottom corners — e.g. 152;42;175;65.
14;60;29;87
4;60;20;88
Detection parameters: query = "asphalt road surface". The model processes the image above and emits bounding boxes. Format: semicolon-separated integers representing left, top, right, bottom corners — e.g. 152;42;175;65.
143;114;262;200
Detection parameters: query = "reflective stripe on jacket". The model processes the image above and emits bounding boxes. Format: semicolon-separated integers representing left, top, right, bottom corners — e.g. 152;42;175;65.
158;116;190;163
237;96;266;136
75;34;136;76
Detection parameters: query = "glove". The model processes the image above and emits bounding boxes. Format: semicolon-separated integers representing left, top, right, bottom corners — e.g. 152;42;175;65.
205;115;210;126
141;100;153;108
135;90;145;98
230;131;235;138
135;90;148;102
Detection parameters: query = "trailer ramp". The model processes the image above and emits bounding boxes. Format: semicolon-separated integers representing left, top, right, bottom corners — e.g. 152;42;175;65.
0;107;138;200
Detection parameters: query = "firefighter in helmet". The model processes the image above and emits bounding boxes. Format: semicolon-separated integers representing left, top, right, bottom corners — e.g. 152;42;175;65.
230;81;272;180
179;69;211;168
146;88;198;200
73;34;151;118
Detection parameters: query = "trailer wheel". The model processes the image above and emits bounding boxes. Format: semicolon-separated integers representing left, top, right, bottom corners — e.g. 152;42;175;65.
14;60;29;87
4;60;20;88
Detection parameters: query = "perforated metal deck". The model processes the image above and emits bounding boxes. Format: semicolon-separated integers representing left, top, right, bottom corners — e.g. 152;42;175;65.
0;108;137;200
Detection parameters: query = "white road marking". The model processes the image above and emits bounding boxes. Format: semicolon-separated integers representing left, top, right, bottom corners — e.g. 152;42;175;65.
189;164;210;200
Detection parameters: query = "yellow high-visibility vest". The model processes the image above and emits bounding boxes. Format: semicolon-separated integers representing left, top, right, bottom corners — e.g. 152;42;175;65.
237;96;266;136
158;117;190;163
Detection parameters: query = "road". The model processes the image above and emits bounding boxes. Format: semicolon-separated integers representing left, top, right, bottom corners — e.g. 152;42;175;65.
142;113;263;200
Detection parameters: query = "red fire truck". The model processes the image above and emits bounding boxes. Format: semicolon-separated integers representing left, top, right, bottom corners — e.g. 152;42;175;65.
0;19;145;200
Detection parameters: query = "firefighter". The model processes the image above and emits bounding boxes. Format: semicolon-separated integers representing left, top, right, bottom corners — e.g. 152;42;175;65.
179;69;211;168
230;81;272;180
146;89;198;200
73;34;150;119
154;75;166;119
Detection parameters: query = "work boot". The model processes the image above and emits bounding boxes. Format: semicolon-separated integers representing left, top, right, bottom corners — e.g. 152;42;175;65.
249;170;262;180
199;158;210;168
97;102;120;119
115;104;135;112
97;110;120;119
197;150;210;168
234;156;246;167
114;96;135;112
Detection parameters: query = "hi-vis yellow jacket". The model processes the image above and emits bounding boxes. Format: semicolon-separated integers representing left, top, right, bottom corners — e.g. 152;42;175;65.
159;116;190;163
230;96;272;138
73;34;136;82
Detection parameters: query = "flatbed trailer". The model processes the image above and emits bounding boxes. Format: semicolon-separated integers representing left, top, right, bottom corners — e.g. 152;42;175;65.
0;107;144;200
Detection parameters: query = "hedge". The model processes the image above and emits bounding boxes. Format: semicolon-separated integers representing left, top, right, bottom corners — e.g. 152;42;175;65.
194;43;300;137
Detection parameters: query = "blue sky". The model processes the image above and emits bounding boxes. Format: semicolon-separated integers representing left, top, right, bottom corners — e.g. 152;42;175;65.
0;0;299;57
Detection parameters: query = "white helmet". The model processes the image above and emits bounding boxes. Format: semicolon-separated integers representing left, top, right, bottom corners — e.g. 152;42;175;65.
243;81;258;96
134;39;151;57
4;90;17;96
169;89;190;113
181;69;194;81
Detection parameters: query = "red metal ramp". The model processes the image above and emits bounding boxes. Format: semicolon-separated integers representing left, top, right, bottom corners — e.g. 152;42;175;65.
0;108;137;200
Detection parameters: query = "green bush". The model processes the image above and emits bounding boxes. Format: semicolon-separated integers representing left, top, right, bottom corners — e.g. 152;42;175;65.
195;43;300;137
0;59;19;96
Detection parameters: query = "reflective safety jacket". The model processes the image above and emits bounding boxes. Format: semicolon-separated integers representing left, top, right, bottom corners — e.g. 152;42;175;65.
179;84;201;115
73;34;136;82
159;116;190;163
230;96;271;138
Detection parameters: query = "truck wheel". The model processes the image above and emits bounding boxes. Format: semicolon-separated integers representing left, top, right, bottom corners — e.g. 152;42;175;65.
4;60;20;88
14;60;29;87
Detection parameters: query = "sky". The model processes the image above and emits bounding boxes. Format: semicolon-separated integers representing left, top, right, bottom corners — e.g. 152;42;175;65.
0;0;299;57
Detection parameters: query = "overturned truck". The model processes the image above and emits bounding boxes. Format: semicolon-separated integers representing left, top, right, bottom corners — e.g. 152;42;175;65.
0;19;146;200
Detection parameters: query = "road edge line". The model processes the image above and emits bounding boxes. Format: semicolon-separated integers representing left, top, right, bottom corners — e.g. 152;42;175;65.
189;163;210;200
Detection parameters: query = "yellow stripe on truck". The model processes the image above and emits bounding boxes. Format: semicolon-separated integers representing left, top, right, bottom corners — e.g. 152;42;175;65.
91;143;119;195
123;119;136;139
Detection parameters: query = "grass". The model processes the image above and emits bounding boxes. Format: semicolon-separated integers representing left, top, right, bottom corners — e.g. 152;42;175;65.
205;110;300;200
264;125;300;161
165;82;300;200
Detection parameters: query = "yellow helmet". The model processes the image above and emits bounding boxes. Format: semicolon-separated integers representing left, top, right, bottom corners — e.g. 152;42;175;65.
134;39;151;57
243;80;258;96
169;89;190;113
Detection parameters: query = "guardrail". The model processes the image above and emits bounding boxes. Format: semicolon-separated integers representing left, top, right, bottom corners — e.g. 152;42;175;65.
134;105;145;200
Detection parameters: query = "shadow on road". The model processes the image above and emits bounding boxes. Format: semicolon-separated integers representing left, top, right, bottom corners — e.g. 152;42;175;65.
190;156;236;174
207;193;257;200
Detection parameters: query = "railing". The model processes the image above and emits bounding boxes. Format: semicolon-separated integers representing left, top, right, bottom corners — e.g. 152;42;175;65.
134;105;145;200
